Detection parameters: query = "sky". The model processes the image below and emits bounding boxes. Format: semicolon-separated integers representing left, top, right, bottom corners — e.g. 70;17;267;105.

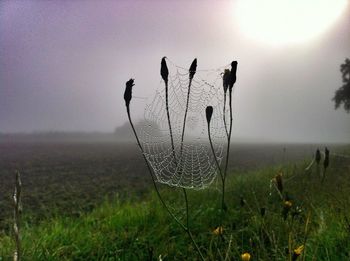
1;0;349;143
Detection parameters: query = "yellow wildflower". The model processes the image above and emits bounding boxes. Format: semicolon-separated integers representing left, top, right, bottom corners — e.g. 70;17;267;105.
241;252;251;261
213;226;223;235
294;245;304;256
284;200;292;209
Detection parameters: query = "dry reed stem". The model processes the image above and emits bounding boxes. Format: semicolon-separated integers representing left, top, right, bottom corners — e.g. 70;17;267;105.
13;170;22;261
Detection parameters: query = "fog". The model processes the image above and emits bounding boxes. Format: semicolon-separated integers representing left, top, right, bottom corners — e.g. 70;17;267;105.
1;0;349;143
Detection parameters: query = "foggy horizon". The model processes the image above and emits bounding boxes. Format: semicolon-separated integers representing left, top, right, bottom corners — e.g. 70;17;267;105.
1;0;350;143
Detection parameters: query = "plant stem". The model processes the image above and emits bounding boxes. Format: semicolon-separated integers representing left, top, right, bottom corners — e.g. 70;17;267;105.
208;121;225;228
207;123;223;182
180;78;193;158
182;188;205;260
13;170;21;261
164;81;177;164
183;188;190;229
126;107;186;231
222;89;233;210
223;94;229;138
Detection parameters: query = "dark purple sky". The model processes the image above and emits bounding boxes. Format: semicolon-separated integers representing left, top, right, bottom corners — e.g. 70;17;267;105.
1;0;349;143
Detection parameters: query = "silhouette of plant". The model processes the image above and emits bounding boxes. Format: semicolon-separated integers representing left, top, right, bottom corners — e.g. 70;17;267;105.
333;58;350;112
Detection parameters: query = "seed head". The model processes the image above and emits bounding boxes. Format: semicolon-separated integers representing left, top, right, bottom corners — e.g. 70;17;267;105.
206;106;213;124
260;207;266;217
124;79;134;108
324;147;330;169
189;58;197;80
229;61;238;90
275;172;283;194
161;57;169;84
241;252;251;261
223;69;230;93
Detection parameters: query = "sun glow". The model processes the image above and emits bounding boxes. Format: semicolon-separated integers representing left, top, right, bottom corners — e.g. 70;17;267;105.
235;0;348;46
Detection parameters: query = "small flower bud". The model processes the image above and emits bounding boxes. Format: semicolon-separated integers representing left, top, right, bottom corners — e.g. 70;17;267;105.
161;57;169;84
229;61;238;90
189;58;197;80
223;69;230;93
206;106;213;124
282;200;292;220
284;200;292;209
124;79;134;108
241;252;251;261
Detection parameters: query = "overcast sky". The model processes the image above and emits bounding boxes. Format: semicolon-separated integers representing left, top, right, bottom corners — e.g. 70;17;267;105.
1;0;349;143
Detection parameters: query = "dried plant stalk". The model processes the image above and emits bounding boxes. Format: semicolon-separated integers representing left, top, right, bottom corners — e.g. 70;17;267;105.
13;170;22;261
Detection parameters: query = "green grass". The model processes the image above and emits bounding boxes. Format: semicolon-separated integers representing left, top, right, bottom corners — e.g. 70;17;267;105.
1;155;350;260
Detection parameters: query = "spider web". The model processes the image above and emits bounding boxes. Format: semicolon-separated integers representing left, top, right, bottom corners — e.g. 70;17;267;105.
139;59;230;189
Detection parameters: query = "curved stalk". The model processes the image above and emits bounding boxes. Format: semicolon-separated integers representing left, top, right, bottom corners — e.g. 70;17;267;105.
207;122;224;182
180;78;192;158
222;88;233;210
223;94;229;138
207;119;225;227
126;106;186;230
182;187;205;261
13;170;21;261
165;81;177;164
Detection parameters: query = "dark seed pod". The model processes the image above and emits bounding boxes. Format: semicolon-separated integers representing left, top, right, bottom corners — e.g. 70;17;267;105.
223;69;230;94
229;61;238;90
275;173;283;194
206;106;213;124
325;147;329;158
124;79;134;108
189;58;197;80
315;149;321;165
260;207;266;217
324;147;330;169
161;57;169;84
